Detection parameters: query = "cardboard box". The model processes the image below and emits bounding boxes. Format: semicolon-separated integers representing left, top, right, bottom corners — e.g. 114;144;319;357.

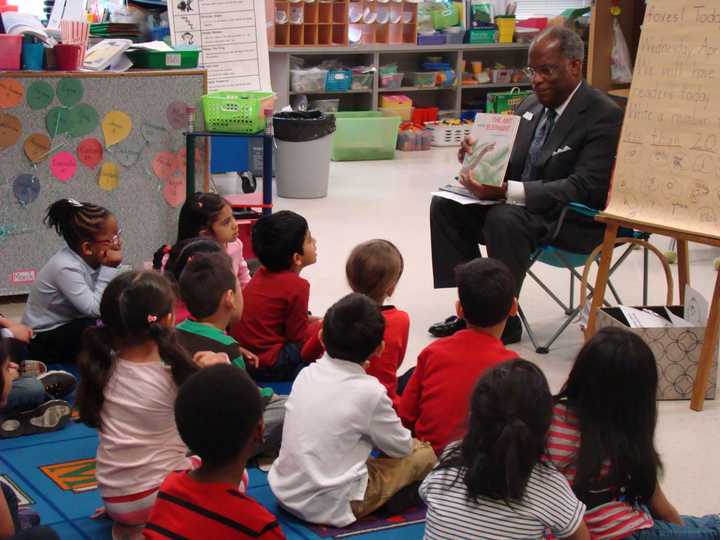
596;306;718;400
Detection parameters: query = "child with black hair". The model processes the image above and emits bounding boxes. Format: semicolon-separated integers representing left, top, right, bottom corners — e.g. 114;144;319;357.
144;364;286;540
346;239;408;409
161;237;224;324
399;257;518;454
176;252;285;455
153;192;250;288
269;293;436;527
22;198;123;362
230;210;322;381
77;271;226;539
0;338;62;540
421;359;590;540
546;327;720;539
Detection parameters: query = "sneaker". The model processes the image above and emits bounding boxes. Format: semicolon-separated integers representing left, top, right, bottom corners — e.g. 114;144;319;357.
18;507;41;530
20;360;47;378
38;371;77;399
0;400;72;438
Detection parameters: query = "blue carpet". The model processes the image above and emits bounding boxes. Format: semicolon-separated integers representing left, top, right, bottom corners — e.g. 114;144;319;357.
0;368;424;539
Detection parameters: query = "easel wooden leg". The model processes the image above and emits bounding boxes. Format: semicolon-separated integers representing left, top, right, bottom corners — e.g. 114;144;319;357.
690;270;720;411
677;239;690;304
585;223;619;339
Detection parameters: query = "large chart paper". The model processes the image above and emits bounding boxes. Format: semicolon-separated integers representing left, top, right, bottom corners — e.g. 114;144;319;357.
168;0;271;92
604;0;720;239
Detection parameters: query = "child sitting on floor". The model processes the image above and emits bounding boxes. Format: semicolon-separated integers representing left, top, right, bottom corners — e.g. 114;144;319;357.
0;338;61;540
399;257;518;454
230;210;322;381
421;359;590;540
153;192;250;288
269;293;436;527
77;271;226;539
144;364;286;540
346;239;409;409
176;252;285;455
546;327;720;539
22;199;123;363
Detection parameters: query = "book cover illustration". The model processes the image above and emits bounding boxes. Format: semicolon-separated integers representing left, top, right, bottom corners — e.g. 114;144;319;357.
461;112;520;187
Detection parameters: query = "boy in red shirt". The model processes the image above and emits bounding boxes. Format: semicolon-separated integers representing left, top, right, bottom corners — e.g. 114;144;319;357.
230;211;321;381
399;258;518;454
144;364;286;540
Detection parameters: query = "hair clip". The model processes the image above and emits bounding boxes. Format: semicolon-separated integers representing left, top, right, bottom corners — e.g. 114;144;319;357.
67;198;83;207
147;315;158;323
196;201;203;208
162;244;171;254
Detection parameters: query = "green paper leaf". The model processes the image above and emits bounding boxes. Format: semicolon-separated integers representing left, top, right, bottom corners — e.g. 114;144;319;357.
56;79;84;108
69;103;99;138
26;81;54;110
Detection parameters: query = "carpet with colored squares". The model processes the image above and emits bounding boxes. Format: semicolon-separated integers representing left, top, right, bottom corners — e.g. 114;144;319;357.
0;371;426;539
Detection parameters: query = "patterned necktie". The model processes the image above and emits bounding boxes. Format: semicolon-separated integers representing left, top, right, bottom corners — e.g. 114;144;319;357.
521;108;557;182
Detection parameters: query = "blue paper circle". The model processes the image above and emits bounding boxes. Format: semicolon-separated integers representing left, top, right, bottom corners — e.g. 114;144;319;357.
13;174;41;206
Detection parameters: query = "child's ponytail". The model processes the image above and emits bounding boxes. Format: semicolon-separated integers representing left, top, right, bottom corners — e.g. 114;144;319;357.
44;198;111;251
438;359;553;503
148;321;196;386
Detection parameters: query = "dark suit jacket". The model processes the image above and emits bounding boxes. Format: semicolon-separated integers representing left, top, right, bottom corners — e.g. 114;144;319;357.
506;81;624;253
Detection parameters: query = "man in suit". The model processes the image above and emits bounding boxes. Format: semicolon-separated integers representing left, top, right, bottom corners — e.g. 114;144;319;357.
429;26;624;344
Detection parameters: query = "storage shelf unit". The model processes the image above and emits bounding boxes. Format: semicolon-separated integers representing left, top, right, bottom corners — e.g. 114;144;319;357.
270;43;531;116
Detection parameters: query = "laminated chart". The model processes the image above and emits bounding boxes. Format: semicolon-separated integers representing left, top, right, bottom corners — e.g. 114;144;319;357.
168;0;271;92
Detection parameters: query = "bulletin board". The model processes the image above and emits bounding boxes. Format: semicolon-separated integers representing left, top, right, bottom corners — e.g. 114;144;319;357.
603;0;720;239
0;69;208;296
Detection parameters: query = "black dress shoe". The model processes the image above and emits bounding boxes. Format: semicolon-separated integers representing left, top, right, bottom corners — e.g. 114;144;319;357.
428;315;466;338
501;315;522;345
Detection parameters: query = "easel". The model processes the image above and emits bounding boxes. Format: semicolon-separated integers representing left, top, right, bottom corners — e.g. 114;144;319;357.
585;215;720;411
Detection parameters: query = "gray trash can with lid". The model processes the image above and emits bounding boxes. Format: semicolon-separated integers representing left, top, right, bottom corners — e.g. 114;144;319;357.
273;111;336;199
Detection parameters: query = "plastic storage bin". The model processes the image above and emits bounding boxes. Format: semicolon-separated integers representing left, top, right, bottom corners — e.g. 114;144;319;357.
309;98;340;113
444;28;465;44
202;91;276;133
417;32;446;45
426;121;473;147
397;128;433;151
291;68;328;93
409;72;437;88
351;72;373;90
379;107;413;122
325;69;352;92
331;111;401;161
467;27;497;43
380;72;404;89
126;48;199;69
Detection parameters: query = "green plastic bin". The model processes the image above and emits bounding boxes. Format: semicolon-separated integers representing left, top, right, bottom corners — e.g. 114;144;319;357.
331;111;401;161
126;49;200;69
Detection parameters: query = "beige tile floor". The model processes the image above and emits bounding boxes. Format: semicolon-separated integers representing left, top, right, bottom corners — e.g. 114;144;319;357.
2;147;719;516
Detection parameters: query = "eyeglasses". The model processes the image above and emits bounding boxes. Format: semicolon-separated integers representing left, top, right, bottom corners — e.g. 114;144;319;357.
523;64;561;80
92;229;123;248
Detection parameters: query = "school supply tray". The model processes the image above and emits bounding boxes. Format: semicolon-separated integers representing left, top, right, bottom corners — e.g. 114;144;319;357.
126;49;200;69
202;91;276;134
425;121;473;147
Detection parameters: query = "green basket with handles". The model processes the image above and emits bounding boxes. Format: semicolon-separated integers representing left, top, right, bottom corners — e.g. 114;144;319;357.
201;91;276;134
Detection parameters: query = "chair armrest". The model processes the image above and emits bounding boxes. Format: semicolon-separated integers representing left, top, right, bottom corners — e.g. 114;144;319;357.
547;203;601;245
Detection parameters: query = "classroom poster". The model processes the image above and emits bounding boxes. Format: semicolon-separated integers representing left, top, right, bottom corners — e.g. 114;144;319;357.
168;0;271;92
604;0;720;239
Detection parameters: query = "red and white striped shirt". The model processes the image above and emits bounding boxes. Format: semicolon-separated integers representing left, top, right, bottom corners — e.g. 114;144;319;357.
543;403;654;539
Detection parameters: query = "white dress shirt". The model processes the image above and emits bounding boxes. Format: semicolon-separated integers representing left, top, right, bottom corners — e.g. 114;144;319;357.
506;81;583;205
268;354;412;527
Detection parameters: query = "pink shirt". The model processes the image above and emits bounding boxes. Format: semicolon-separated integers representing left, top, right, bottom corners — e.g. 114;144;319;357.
96;359;191;497
226;239;251;288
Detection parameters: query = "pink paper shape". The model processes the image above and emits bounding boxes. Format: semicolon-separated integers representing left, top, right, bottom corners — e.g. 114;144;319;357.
164;169;186;207
167;101;190;130
77;138;103;169
50;151;78;182
152;151;179;180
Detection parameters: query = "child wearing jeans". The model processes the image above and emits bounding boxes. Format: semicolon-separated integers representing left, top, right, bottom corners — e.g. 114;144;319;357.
269;293;436;527
77;271;225;539
144;364;286;539
421;359;589;540
399;258;518;454
230;211;322;381
22;199;123;363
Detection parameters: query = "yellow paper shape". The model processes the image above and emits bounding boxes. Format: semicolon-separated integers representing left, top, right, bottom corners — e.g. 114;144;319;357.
98;162;119;192
101;111;132;148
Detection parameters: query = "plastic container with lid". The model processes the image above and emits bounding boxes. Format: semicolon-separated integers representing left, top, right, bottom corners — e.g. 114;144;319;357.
291;68;329;93
331;111;401;161
380;72;404;89
409;71;437;88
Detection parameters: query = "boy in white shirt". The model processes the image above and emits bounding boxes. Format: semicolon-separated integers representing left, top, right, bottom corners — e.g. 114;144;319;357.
268;293;436;527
